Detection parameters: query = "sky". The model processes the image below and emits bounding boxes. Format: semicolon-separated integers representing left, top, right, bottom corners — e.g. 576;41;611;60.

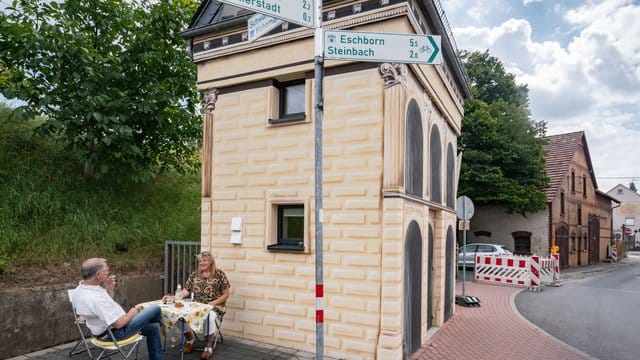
2;1;638;192
441;0;640;193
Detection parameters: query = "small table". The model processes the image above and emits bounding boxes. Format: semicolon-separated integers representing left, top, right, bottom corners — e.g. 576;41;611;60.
137;300;213;357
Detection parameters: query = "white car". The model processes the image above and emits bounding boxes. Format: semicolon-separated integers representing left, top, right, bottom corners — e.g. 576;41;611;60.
458;243;512;269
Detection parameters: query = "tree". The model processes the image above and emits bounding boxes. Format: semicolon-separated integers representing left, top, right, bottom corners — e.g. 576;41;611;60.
458;50;549;215
0;0;202;182
630;182;637;192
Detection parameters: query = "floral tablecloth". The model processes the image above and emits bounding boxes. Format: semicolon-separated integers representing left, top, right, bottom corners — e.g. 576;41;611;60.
136;300;213;334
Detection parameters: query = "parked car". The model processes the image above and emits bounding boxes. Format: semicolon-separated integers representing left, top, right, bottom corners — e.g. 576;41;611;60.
458;243;512;269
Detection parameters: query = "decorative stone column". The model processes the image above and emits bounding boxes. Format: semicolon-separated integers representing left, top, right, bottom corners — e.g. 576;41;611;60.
379;63;407;193
377;63;408;360
201;89;218;250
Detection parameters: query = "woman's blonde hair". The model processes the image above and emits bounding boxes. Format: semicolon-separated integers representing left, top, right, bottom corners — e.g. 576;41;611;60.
197;251;216;276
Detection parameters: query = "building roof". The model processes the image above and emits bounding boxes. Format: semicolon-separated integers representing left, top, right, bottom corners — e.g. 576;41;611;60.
181;0;472;99
543;131;598;202
596;189;621;204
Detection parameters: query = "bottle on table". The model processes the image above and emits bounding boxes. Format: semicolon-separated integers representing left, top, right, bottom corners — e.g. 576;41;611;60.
175;284;182;304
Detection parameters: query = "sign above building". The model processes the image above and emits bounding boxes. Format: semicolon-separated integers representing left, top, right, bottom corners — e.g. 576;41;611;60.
324;29;442;64
218;0;315;28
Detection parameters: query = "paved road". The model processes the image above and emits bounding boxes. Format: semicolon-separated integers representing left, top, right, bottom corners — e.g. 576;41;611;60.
516;255;640;360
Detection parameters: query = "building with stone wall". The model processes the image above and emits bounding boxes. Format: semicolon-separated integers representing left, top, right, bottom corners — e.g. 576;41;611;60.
467;131;618;268
181;1;470;358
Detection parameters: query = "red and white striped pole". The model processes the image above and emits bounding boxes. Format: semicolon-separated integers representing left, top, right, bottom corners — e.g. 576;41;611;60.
529;255;540;291
313;1;325;358
552;253;560;285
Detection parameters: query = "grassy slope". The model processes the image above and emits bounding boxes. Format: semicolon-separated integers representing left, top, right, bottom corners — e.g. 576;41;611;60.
0;106;200;279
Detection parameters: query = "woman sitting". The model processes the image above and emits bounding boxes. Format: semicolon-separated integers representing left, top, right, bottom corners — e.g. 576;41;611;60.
172;251;230;359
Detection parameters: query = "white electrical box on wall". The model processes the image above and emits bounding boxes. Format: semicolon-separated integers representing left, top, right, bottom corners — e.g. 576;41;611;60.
230;217;242;244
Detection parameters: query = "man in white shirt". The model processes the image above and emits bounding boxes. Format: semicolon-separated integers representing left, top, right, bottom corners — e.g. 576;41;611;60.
73;258;163;360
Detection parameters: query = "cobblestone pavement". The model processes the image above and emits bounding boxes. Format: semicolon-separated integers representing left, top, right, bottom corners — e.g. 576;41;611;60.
7;334;338;360
411;281;592;360
12;259;628;360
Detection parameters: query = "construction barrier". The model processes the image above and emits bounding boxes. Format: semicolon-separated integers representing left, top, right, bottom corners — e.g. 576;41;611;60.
474;254;560;290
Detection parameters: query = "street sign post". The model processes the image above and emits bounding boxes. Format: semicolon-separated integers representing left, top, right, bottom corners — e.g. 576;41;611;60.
218;0;315;28
248;13;283;43
324;29;441;64
455;196;479;307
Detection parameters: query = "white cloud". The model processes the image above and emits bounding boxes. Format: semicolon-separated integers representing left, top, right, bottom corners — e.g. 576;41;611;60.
450;0;640;190
522;0;543;5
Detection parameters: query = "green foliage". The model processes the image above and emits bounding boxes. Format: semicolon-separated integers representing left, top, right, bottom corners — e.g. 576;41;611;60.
459;51;549;215
0;106;200;274
0;0;202;182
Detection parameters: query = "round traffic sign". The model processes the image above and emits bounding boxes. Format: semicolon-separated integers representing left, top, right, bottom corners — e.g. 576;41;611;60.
456;196;474;220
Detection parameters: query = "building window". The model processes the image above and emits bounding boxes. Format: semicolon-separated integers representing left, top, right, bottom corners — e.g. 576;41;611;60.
571;236;577;252
512;231;531;255
571;171;575;193
582;175;587;198
474;231;491;237
267;203;307;252
577;205;582;225
582;236;588;252
269;80;306;124
560;192;565;215
617;188;623;195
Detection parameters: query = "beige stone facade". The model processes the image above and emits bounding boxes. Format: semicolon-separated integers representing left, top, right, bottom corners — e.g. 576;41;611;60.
184;1;469;358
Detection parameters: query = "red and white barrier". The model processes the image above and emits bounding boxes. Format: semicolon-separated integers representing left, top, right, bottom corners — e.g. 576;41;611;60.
530;255;541;290
552;253;560;284
474;254;560;290
474;255;531;287
612;246;618;261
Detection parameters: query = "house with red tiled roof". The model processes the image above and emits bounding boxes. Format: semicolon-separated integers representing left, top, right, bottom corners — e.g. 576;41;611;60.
467;131;619;268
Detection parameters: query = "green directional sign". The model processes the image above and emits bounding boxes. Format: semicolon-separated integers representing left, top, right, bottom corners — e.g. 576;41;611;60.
324;29;442;64
218;0;315;28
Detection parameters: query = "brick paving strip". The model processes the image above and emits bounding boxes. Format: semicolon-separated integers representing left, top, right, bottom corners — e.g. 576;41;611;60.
412;282;594;360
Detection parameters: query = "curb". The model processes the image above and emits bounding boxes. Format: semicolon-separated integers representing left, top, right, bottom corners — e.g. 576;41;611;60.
509;289;598;360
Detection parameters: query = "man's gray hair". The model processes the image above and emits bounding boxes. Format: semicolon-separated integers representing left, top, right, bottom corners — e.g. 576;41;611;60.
81;258;106;280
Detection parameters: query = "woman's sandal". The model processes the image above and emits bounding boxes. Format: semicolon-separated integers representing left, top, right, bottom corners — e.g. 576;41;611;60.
200;347;213;359
183;338;195;353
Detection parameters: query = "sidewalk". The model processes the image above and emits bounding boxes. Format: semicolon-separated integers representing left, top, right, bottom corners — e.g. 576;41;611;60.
12;259;630;360
412;281;590;360
7;334;334;360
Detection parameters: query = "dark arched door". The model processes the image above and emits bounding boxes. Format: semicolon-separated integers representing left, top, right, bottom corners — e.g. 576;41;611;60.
556;225;569;268
403;221;422;359
589;216;600;264
444;226;454;321
427;224;434;329
430;125;442;203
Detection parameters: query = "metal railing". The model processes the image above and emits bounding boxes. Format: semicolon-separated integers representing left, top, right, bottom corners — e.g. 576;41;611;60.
163;240;201;295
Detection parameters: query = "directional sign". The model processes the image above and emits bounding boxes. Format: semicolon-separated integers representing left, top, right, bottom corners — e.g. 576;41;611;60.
324;29;441;64
218;0;315;28
248;13;283;43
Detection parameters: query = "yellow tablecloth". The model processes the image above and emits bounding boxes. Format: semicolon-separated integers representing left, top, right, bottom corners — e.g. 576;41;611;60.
136;300;213;334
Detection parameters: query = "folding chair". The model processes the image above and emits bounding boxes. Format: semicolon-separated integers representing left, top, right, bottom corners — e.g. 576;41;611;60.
68;289;94;357
67;289;144;360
